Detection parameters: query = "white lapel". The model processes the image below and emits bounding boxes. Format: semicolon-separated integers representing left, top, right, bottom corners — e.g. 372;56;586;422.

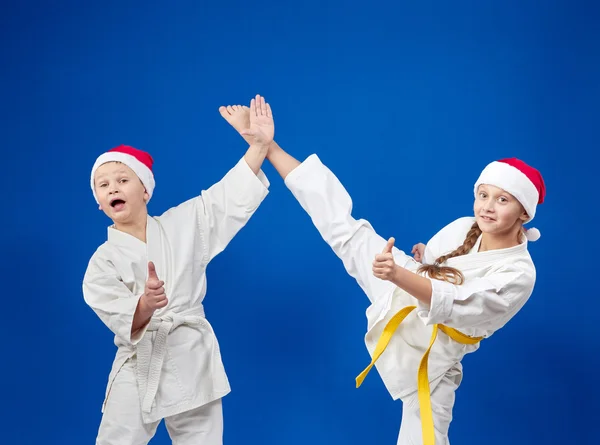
146;216;172;295
107;223;147;255
106;217;171;287
445;234;528;272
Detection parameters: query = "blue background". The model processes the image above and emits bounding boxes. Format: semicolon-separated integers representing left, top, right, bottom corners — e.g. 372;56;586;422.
2;1;598;444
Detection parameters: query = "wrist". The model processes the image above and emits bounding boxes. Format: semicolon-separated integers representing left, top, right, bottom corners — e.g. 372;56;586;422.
266;142;282;158
254;142;271;152
246;143;270;158
138;294;154;317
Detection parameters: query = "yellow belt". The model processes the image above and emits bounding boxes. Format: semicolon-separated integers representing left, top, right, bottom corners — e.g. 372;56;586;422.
355;306;483;445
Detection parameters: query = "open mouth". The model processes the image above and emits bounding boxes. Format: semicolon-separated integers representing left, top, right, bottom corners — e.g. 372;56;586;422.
480;215;495;222
110;199;126;209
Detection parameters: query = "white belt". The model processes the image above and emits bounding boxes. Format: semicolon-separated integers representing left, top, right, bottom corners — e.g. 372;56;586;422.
136;305;206;413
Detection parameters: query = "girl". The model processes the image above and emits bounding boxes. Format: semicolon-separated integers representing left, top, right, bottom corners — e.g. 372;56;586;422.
219;106;545;445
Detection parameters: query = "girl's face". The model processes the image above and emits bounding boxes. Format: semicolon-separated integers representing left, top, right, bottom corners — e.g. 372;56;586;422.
474;184;529;237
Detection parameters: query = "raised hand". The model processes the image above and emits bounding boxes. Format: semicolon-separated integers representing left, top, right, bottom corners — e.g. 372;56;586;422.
411;243;426;262
240;94;274;148
372;237;398;281
142;261;168;310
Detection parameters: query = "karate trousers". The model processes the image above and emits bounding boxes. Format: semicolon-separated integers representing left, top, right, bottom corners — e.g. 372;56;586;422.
396;363;463;445
96;358;223;445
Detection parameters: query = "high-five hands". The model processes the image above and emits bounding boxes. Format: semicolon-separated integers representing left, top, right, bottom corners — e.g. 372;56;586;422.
240;94;274;149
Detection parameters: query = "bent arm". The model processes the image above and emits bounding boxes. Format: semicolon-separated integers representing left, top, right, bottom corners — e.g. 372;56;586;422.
416;265;535;332
83;260;151;345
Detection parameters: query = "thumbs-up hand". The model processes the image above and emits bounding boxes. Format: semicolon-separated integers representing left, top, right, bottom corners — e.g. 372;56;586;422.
142;261;168;310
372;237;398;282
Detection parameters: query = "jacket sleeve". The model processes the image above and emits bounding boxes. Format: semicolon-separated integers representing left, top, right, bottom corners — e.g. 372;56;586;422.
416;263;536;332
160;156;270;264
82;255;149;346
284;154;420;303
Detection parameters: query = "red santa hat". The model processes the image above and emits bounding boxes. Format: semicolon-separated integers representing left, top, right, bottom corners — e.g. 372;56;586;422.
474;158;546;241
90;144;155;204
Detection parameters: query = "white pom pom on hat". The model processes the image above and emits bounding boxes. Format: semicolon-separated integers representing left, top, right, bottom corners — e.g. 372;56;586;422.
524;227;541;242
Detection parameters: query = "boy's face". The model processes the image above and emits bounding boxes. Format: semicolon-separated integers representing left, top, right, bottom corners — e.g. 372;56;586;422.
94;162;149;225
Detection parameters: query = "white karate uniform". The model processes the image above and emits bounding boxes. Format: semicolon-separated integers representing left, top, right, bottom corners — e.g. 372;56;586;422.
83;157;270;445
284;154;536;445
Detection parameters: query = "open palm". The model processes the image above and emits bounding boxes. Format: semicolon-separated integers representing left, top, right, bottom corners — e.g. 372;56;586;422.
241;94;274;147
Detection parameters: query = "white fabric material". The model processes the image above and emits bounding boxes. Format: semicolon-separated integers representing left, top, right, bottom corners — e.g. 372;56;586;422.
284;154;536;400
396;364;462;445
91;151;156;203
137;306;207;415
473;160;539;221
97;357;224;445
83;157;269;428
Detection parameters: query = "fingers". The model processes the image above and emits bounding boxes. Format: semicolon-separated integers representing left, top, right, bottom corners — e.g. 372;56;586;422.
411;244;421;260
149;285;165;296
148;261;158;280
382;237;395;254
250;94;270;117
372;250;395;280
147;294;168;309
154;295;168;308
141;291;168;310
374;253;393;262
372;259;392;270
255;94;262;115
253;94;264;116
372;266;389;280
147;279;165;291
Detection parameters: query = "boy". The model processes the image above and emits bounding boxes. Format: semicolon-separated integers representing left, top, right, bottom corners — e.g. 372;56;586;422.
83;95;273;444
